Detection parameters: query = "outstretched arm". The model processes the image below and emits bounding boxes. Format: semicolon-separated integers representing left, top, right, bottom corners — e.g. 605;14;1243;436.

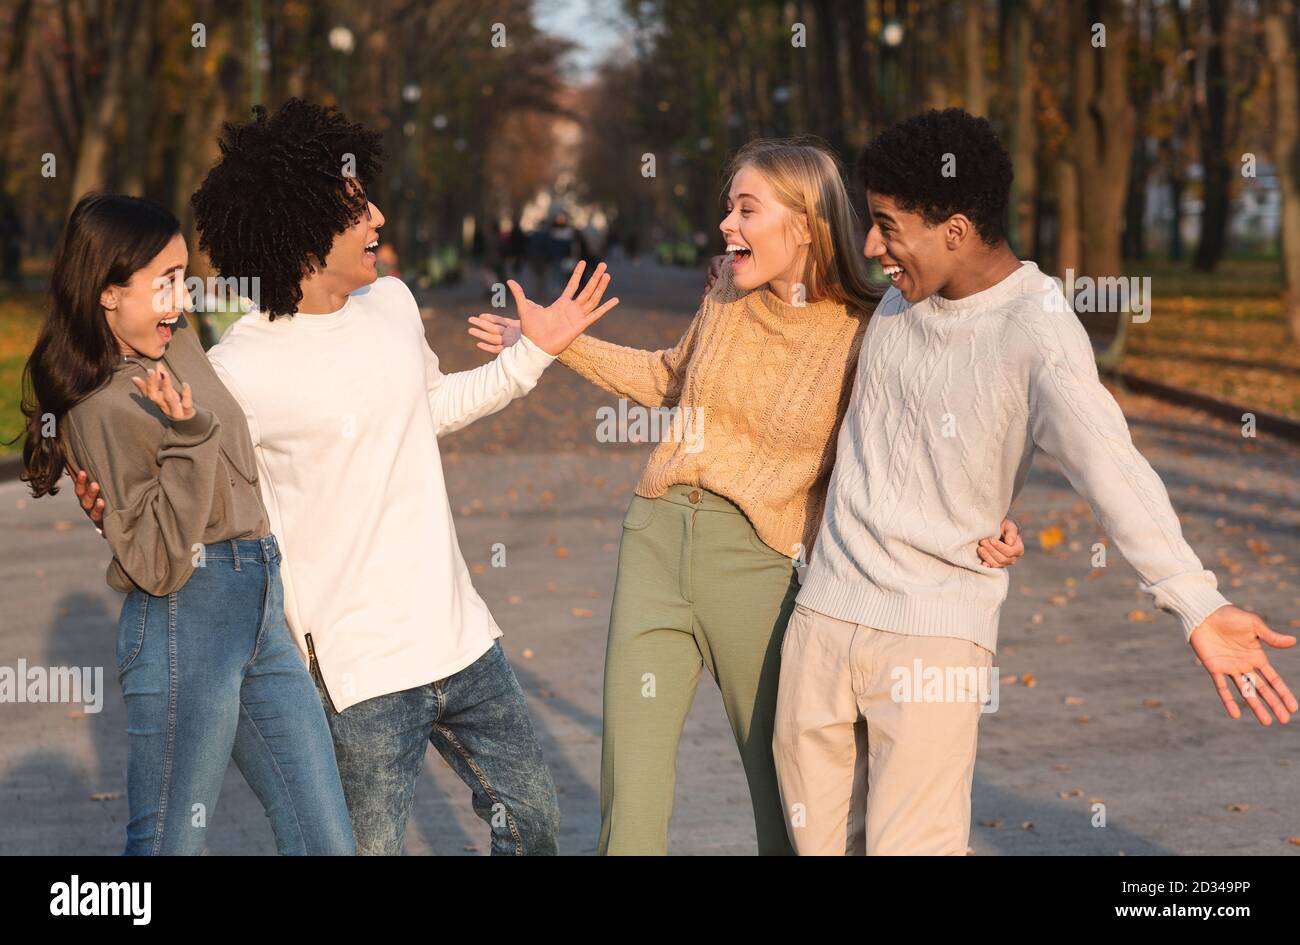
1022;310;1295;725
469;274;709;410
430;261;619;436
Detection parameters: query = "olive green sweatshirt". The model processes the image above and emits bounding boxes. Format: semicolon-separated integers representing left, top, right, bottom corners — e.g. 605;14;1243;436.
62;315;269;596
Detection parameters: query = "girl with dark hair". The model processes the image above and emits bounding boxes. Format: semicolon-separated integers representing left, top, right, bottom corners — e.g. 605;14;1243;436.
20;193;354;855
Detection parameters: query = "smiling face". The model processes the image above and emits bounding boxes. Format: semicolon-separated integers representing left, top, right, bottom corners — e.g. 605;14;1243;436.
101;232;188;359
863;191;957;303
317;183;386;295
718;165;810;295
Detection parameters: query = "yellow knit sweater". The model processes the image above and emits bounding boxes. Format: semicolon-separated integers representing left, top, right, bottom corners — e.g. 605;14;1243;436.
558;266;869;559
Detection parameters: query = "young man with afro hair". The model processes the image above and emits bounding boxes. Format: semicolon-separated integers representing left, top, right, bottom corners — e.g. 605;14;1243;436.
769;108;1296;855
80;98;621;854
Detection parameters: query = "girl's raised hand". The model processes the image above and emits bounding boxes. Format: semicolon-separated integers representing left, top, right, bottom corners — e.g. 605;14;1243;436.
131;366;196;423
512;260;620;356
469;261;620;357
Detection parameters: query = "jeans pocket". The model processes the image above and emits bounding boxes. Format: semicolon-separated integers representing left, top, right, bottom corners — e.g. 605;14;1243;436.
116;591;150;673
621;495;657;531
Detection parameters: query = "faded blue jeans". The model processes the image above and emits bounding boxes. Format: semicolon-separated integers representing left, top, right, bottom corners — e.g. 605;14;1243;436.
312;640;561;855
117;536;355;855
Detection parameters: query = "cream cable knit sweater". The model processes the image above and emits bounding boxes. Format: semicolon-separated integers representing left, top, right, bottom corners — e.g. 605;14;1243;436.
799;261;1231;653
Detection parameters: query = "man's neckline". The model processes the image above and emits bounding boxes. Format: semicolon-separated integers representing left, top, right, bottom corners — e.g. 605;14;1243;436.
928;260;1035;312
287;293;356;324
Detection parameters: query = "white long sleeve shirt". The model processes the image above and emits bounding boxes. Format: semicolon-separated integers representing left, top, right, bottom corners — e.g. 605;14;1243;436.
799;261;1230;653
208;276;554;710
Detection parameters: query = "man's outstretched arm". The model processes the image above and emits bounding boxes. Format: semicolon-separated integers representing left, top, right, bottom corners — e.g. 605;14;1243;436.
1020;309;1296;726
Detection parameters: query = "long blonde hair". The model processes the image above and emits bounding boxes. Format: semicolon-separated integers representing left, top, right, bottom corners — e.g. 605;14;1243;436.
723;137;883;315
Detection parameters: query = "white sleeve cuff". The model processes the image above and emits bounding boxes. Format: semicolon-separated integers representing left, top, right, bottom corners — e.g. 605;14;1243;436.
502;334;556;383
1143;569;1233;640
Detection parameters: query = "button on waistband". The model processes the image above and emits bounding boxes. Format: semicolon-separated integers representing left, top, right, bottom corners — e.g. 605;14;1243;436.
688;489;701;504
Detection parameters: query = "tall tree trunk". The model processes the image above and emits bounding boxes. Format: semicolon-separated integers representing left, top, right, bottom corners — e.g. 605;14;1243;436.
963;0;988;115
1193;0;1231;271
0;0;34;193
1007;0;1038;254
844;0;875;145
918;0;949;110
1055;158;1082;277
173;6;241;293
118;0;157;195
68;0;144;210
1168;172;1185;260
1263;0;1300;344
812;0;846;155
1122;105;1148;260
1071;0;1135;364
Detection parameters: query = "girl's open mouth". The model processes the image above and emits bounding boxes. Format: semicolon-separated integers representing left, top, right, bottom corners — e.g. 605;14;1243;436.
157;315;178;344
726;243;752;269
364;239;379;263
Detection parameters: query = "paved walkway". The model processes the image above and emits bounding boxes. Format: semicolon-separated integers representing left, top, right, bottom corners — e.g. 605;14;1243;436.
1;261;1297;854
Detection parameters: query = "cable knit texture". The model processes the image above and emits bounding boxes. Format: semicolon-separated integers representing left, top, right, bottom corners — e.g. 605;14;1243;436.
799;260;1231;653
558;262;868;559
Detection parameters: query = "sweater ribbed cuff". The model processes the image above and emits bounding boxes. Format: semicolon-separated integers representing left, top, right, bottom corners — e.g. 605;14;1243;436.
165;406;218;442
1142;570;1232;640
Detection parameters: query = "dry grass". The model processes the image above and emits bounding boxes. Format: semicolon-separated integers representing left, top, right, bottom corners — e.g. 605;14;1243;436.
0;291;42;455
1121;259;1300;420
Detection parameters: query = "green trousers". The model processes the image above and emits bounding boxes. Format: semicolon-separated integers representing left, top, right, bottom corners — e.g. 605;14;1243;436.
599;484;800;855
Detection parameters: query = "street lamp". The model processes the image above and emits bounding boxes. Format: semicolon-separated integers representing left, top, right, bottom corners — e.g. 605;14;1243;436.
880;17;904;124
328;26;355;54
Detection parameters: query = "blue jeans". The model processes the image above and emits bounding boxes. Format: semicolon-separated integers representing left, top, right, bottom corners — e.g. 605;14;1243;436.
313;640;560;855
117;536;355;855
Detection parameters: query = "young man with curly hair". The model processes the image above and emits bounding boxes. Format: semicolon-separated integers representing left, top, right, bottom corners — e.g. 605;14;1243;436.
769;108;1297;855
81;99;618;854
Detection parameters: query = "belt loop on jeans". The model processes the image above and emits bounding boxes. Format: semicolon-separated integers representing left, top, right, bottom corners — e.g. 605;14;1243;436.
231;539;241;571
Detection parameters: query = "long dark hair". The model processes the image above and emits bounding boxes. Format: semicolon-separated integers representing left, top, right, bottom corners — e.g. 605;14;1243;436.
20;193;181;497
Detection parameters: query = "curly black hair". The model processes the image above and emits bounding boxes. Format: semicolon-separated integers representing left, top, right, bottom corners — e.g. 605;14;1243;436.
191;98;384;319
858;108;1012;246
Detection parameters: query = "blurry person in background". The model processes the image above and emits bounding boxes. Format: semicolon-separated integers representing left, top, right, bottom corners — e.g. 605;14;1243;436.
546;212;576;293
375;243;400;278
507;220;529;279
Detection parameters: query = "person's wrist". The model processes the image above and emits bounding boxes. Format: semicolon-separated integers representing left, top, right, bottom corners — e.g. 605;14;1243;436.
517;332;560;361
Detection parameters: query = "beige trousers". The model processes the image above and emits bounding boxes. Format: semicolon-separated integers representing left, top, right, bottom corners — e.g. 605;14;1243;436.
772;602;994;855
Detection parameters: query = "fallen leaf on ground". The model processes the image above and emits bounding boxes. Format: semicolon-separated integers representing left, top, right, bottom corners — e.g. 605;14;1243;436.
1038;527;1064;550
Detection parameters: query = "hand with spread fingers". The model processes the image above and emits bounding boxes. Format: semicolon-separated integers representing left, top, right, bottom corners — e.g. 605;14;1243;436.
467;260;618;356
1189;605;1297;726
